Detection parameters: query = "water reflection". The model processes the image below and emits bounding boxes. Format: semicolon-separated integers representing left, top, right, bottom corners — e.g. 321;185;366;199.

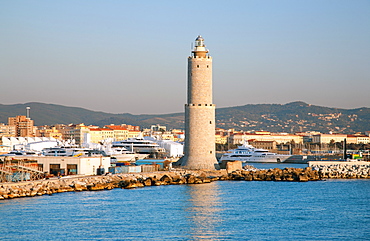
185;182;228;240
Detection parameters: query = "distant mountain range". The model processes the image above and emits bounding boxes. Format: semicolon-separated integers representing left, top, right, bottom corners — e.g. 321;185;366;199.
0;102;369;134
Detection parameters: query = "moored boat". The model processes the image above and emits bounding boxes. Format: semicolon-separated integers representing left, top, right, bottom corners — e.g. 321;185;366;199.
220;142;292;163
0;150;41;157
103;146;142;162
112;137;164;158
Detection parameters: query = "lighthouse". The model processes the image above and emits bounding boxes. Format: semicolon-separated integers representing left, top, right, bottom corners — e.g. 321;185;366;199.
181;36;218;170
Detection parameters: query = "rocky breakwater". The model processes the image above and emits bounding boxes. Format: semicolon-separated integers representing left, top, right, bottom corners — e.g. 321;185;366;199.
0;166;326;200
0;170;229;200
228;166;321;182
309;161;370;179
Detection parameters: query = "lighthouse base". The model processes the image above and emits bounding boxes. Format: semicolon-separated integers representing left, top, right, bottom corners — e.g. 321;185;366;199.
177;155;218;170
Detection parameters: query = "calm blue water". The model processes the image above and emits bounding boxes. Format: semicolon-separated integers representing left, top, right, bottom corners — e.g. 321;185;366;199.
1;167;369;240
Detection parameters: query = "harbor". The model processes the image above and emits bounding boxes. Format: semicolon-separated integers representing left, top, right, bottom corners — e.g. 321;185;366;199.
1;2;369;240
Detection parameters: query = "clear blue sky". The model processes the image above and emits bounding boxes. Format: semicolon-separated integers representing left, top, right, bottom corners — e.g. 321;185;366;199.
1;0;369;114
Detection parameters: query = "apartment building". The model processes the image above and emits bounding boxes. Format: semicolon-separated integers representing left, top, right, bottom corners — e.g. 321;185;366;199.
0;123;16;137
89;128;114;143
57;124;91;145
36;126;63;139
215;131;228;144
347;134;370;144
104;125;129;141
8;115;36;137
86;125;142;144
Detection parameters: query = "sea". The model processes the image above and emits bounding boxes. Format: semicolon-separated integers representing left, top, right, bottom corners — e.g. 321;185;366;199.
1;163;369;241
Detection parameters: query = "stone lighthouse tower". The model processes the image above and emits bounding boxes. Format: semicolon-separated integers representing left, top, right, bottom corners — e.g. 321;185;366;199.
182;35;218;170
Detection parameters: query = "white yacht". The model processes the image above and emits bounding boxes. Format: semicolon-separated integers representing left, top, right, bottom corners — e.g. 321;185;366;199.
103;146;141;162
0;150;41;157
112;137;164;158
220;142;292;163
66;148;103;157
42;147;102;157
42;147;69;156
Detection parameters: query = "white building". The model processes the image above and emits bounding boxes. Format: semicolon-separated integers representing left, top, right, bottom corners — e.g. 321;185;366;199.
312;134;347;144
33;156;110;176
156;140;184;157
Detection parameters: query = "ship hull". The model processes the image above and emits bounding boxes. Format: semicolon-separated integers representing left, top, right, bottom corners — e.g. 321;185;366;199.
220;155;292;163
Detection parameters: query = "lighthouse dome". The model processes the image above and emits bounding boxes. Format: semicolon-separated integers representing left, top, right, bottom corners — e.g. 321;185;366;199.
195;35;205;47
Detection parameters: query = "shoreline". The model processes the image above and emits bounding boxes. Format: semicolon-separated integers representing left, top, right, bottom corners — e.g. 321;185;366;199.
1;162;370;200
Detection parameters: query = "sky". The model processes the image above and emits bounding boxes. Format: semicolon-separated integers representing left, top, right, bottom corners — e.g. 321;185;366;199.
1;0;370;114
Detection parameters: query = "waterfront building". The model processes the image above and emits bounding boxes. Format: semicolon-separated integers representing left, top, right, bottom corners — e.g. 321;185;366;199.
126;129;141;139
182;36;218;170
89;128;114;143
347;134;370;144
104;125;130;141
311;133;347;144
295;131;322;143
248;140;277;151
31;156;110;176
57;124;91;145
229;132;303;145
86;125;142;144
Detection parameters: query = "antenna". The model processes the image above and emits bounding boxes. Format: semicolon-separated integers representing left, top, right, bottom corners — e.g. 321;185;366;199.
26;107;30;119
191;42;193;51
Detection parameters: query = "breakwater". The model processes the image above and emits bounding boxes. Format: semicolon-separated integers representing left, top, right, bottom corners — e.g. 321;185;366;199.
309;161;370;179
2;161;370;200
1;167;320;200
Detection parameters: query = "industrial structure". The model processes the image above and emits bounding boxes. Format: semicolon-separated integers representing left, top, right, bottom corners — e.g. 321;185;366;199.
181;36;218;170
0;158;44;182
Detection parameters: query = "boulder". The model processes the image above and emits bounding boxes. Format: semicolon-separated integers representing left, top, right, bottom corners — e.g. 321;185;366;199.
226;161;243;173
142;178;153;186
160;175;173;185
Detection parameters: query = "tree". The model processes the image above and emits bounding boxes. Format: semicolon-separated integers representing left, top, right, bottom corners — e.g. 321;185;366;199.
329;139;335;148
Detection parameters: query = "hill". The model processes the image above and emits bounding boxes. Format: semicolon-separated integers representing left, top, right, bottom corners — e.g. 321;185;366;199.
0;102;369;134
